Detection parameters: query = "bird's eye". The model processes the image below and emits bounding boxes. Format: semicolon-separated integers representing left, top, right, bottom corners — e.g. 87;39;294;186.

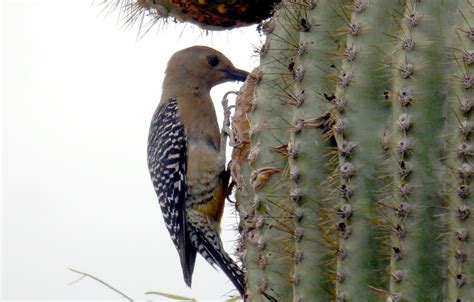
207;55;220;67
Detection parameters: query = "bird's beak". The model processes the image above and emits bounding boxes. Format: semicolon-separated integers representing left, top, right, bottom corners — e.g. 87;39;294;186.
222;67;249;82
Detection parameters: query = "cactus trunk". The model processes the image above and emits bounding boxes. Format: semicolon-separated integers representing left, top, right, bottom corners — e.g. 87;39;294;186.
233;0;474;301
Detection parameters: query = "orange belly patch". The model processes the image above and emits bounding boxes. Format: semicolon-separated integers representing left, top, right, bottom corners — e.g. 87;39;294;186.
193;180;226;228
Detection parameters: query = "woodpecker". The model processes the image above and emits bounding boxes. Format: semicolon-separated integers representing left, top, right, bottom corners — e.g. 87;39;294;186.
147;46;248;297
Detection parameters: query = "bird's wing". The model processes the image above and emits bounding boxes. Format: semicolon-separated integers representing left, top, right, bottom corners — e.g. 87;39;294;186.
147;98;196;286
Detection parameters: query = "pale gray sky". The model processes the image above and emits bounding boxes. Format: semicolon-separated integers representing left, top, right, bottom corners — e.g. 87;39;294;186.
2;1;261;300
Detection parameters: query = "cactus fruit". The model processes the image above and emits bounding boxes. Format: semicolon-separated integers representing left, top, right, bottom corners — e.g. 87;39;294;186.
102;0;279;30
232;0;474;301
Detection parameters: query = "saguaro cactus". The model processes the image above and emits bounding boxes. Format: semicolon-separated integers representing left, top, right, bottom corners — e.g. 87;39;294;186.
232;0;474;301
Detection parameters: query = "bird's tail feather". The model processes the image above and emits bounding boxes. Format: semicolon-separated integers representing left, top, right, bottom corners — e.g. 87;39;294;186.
179;236;197;287
195;230;245;297
186;210;245;298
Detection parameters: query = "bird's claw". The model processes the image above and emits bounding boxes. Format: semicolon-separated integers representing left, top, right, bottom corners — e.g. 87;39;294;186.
221;92;241;149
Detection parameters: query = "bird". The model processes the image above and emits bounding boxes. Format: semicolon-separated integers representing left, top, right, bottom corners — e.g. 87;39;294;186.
147;46;248;298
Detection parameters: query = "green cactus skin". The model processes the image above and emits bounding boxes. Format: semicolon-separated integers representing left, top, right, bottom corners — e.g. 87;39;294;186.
289;1;348;300
387;1;450;300
332;1;401;300
446;0;474;300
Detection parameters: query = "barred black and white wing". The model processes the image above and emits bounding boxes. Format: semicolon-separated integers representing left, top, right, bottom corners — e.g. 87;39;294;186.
147;98;197;286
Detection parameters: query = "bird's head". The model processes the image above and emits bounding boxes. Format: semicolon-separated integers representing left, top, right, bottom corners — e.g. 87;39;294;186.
165;46;249;90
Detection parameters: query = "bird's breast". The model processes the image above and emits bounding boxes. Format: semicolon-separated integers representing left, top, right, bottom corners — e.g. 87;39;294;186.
186;141;226;224
177;95;220;149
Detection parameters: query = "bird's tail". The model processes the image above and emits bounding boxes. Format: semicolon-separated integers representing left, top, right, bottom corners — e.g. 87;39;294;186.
178;235;197;288
187;211;245;298
196;231;246;297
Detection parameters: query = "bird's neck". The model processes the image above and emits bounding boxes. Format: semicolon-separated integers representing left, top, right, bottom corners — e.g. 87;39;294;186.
160;77;220;150
161;72;212;100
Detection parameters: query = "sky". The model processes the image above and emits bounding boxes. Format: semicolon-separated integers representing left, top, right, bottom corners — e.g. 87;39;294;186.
2;0;261;300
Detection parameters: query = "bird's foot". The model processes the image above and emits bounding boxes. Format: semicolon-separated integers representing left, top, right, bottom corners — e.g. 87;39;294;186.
221;92;241;150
